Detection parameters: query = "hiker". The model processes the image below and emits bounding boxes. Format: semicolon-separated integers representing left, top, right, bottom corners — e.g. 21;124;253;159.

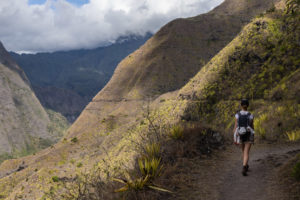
233;99;254;176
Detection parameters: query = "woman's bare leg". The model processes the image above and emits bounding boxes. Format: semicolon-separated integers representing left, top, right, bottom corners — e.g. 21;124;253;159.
241;143;245;158
243;143;251;166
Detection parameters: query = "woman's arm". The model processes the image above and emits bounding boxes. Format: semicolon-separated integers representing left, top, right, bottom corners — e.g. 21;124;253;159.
233;118;238;134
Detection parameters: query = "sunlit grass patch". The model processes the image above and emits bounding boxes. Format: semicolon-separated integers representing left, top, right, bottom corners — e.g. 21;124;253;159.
169;124;184;140
254;113;268;139
286;129;300;141
144;143;161;159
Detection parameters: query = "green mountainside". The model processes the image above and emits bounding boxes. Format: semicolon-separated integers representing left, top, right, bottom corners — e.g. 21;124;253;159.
177;3;300;140
0;42;69;163
0;0;299;199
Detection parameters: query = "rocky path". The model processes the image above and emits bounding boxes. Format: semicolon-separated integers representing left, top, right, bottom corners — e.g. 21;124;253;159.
178;142;300;200
218;143;300;200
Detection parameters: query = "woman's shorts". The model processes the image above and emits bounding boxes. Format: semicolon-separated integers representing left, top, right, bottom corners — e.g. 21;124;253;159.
240;132;254;144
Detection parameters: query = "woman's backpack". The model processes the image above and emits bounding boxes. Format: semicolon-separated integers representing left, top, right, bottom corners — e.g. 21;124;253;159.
237;112;251;136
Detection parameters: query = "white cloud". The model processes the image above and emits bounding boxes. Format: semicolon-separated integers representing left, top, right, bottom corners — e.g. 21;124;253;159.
0;0;223;52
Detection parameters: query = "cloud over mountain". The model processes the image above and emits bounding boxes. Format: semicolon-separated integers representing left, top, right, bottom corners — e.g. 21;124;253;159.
0;0;223;52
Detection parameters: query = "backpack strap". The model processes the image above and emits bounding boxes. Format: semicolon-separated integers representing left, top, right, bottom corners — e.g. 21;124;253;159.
237;111;242;128
238;111;251;127
246;112;251;127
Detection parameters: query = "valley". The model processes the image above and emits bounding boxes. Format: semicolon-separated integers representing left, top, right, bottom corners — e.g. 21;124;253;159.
10;34;152;121
0;0;299;199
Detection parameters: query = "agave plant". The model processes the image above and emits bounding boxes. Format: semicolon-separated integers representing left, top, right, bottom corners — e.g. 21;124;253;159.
113;155;171;194
113;174;172;193
286;129;300;141
138;157;163;178
113;175;150;192
144;143;161;159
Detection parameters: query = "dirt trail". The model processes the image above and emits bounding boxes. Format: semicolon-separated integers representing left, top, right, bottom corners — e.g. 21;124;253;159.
179;142;300;200
218;143;300;200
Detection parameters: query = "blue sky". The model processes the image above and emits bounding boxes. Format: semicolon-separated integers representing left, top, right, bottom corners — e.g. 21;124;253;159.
28;0;89;6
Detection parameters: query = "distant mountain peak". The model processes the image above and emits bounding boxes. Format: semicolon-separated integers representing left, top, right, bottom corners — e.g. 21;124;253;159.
115;32;153;44
0;41;17;67
0;41;30;86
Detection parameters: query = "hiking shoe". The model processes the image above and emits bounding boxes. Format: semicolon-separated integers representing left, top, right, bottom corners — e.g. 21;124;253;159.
246;164;249;172
242;166;247;176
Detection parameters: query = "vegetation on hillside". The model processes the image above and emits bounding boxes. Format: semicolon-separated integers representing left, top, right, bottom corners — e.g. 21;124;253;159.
177;0;300;141
42;106;222;200
0;109;69;164
0;0;299;199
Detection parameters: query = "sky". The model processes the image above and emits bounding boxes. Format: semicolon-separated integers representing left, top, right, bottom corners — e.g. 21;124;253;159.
28;0;90;6
0;0;223;53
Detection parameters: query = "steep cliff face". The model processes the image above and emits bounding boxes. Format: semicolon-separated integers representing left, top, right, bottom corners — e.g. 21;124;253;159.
0;42;68;162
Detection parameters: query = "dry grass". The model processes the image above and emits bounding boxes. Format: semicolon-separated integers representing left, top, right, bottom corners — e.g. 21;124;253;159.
122;124;224;200
168;125;184;140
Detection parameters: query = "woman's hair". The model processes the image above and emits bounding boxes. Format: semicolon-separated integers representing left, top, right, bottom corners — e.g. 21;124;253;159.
241;99;249;108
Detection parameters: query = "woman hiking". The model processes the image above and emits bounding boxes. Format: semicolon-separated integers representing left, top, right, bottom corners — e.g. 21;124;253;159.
233;99;254;176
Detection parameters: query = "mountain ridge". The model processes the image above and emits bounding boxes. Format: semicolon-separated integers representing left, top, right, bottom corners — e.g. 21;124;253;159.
0;42;30;86
2;0;298;199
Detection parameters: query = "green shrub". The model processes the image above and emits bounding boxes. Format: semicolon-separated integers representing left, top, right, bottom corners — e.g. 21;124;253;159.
113;143;170;194
51;176;59;182
113;173;171;193
138;157;162;179
144;143;161;159
77;162;83;168
292;161;300;181
286;129;300;141
70;159;75;164
113;175;150;192
71;137;78;143
254;113;268;139
169;125;184;140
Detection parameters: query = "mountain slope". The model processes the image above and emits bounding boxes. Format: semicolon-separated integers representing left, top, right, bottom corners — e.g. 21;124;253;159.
0;0;294;199
69;0;280;139
0;42;69;163
94;0;280;101
10;34;152;121
176;3;300;138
